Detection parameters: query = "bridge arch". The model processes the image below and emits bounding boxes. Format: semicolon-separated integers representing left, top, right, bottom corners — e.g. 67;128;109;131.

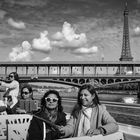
65;79;71;82
108;79;114;84
101;79;107;85
123;78;129;82
115;79;121;83
72;79;78;84
79;79;85;84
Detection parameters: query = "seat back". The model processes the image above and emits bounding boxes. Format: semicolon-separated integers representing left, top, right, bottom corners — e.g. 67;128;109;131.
6;114;32;140
0;115;8;139
7;123;30;140
0;114;32;140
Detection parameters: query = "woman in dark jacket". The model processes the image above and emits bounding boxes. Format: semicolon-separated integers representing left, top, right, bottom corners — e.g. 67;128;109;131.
27;90;66;140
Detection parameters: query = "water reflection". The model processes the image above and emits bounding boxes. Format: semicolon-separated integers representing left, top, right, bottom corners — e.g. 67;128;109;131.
122;97;136;104
99;91;140;105
122;97;140;104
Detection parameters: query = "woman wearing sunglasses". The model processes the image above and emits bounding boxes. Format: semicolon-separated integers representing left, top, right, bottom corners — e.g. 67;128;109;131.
59;84;118;138
0;72;19;111
20;84;33;100
16;84;37;114
27;90;66;140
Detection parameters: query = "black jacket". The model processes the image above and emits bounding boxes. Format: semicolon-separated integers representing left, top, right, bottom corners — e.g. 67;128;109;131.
0;102;19;114
27;110;66;140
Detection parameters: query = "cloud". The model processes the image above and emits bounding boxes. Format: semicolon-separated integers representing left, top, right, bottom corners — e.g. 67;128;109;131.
0;10;7;19
41;57;51;61
133;26;140;37
52;32;64;41
7;18;26;29
73;46;98;55
137;0;140;4
32;31;52;53
9;41;33;61
51;21;87;49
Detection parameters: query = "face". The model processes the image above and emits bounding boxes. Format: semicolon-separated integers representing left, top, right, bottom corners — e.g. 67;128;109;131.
79;89;95;107
45;94;58;109
9;73;15;81
22;88;31;99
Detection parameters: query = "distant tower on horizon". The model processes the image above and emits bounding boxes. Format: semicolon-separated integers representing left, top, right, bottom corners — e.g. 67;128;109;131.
119;2;133;61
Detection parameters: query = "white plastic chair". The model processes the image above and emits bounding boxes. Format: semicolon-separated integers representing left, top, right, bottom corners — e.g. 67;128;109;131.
7;123;30;140
6;114;32;140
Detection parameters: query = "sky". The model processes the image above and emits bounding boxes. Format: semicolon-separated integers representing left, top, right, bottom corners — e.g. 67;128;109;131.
0;0;140;62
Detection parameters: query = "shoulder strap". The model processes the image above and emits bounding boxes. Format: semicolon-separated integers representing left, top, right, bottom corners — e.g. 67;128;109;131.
43;122;46;140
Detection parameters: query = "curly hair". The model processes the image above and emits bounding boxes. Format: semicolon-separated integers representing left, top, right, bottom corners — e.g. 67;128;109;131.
41;90;63;112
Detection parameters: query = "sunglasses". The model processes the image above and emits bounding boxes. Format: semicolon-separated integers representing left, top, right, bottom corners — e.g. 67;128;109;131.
22;92;29;95
9;75;14;78
45;97;58;102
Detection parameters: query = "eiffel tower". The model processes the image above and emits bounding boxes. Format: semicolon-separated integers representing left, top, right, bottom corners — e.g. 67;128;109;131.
119;2;133;61
117;3;133;75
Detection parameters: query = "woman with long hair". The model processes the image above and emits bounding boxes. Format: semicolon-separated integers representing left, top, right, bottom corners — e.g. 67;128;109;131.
59;84;118;137
27;90;66;140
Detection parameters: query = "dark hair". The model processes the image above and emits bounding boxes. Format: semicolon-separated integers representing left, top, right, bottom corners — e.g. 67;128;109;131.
41;90;63;112
77;84;100;106
72;84;100;118
21;85;33;99
9;72;19;81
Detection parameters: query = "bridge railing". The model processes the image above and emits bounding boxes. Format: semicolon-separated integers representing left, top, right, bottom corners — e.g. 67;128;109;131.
1;73;140;79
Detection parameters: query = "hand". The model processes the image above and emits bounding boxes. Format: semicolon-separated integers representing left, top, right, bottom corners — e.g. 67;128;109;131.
58;126;65;136
16;108;26;114
7;100;13;107
86;129;101;137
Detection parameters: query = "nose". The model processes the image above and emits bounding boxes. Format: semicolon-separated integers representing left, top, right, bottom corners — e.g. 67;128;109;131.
49;100;53;103
81;95;85;99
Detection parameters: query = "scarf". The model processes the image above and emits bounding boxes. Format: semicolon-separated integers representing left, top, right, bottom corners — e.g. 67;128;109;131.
44;108;58;123
77;106;92;136
73;105;99;137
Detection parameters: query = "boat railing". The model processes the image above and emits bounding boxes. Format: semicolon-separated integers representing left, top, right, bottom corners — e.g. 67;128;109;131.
0;114;140;140
59;132;124;140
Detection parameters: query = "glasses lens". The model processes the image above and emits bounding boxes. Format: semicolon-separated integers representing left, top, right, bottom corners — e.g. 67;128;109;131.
45;97;58;102
52;99;58;102
46;98;51;102
9;75;13;78
22;92;29;95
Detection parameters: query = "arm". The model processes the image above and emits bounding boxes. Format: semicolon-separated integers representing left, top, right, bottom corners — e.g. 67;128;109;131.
99;106;119;135
6;102;19;114
0;81;18;89
87;105;119;136
59;115;75;138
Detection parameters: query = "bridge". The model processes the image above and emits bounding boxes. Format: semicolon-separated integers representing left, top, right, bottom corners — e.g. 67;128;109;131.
0;61;140;86
1;61;140;97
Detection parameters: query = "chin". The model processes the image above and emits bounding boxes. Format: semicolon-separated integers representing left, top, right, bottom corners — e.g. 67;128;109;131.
48;106;56;110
